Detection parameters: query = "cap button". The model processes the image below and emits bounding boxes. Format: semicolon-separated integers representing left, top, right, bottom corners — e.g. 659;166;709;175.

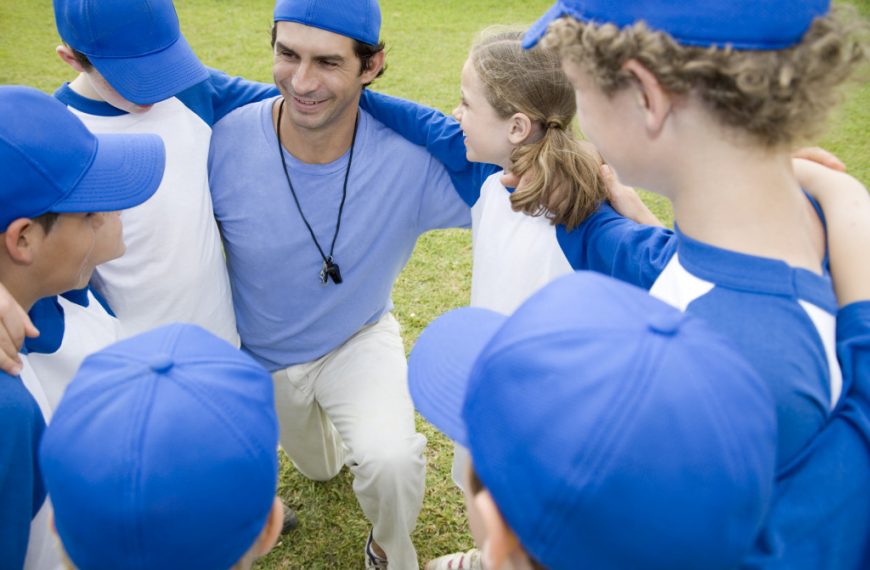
149;354;174;374
647;311;683;336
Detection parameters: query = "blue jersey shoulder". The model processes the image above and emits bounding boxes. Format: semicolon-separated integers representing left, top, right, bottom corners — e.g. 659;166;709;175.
0;372;46;570
175;68;278;126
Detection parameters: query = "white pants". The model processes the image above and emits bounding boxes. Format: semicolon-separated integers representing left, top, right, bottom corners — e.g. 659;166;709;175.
272;313;425;570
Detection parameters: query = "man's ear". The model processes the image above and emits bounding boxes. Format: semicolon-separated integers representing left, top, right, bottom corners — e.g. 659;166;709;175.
475;490;527;569
4;219;40;265
253;497;284;557
507;113;535;146
56;45;87;74
622;59;672;136
360;50;386;85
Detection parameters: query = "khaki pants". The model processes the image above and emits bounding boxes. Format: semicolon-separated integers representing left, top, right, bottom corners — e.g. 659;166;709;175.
272;313;425;570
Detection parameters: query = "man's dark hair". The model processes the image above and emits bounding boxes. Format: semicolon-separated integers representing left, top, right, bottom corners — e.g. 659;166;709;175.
34;213;60;234
68;45;93;70
270;25;386;87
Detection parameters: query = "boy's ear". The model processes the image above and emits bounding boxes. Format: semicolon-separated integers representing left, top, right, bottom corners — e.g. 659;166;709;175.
475;490;526;569
622;59;672;136
4;219;41;265
507;113;534;146
56;45;86;74
253;497;284;558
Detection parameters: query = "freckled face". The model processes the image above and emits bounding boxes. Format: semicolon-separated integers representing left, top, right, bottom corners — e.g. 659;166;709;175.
561;59;645;187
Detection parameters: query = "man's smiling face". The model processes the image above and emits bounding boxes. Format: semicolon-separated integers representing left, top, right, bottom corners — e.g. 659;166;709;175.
272;21;380;133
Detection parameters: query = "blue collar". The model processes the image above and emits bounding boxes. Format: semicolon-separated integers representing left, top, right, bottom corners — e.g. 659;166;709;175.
673;220;836;313
54;83;129;117
26;296;65;355
25;286;114;354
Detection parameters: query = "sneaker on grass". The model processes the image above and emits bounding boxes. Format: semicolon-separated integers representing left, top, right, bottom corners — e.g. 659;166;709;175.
365;530;389;570
426;548;483;570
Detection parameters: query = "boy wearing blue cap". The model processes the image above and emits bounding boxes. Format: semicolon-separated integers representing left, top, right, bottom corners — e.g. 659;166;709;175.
40;324;285;570
518;1;867;567
408;271;779;570
0;85;163;570
45;2;304;531
51;0;277;347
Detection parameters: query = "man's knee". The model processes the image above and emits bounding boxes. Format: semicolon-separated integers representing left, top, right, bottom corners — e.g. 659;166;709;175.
351;433;426;481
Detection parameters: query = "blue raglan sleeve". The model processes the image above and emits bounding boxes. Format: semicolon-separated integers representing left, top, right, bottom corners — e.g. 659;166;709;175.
556;204;677;290
359;89;498;207
742;301;870;569
177;68;279;127
0;375;46;570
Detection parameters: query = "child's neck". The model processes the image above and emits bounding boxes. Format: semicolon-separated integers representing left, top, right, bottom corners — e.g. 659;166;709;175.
662;132;825;275
68;73;105;102
0;273;38;313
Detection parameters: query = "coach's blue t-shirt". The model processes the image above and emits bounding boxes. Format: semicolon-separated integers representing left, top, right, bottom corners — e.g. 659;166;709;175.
0;371;46;569
208;97;469;370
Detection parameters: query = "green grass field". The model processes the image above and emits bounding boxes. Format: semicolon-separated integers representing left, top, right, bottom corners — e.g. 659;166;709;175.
1;1;867;568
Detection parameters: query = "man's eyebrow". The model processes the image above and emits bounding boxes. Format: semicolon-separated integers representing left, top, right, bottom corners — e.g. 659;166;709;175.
274;41;345;63
316;54;345;64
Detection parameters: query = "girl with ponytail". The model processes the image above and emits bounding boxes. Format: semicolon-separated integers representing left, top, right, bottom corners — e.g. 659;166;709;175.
453;28;611;315
360;27;655;570
462;28;606;232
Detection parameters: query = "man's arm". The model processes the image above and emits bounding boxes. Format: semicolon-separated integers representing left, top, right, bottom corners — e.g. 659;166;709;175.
359;90;497;207
177;68;279;126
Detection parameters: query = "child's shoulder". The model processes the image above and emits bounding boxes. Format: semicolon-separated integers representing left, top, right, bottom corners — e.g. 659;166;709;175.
0;371;43;430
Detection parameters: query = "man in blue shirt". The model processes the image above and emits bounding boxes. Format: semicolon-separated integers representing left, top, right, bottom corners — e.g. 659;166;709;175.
208;1;469;568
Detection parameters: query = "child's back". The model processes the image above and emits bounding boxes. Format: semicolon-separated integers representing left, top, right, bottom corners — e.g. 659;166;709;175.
526;0;866;566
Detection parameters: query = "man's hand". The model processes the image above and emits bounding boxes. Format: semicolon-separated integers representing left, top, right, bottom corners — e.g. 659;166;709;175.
0;283;39;376
793;146;847;173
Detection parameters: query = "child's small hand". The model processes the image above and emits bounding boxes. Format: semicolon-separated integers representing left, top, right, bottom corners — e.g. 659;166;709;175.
602;165;664;227
0;283;39;376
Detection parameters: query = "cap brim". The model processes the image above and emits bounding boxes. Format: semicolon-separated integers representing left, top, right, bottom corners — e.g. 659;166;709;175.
523;2;569;49
53;133;164;214
408;307;506;446
89;34;209;105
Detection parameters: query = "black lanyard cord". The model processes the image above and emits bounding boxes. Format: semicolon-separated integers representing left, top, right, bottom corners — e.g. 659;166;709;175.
276;99;358;284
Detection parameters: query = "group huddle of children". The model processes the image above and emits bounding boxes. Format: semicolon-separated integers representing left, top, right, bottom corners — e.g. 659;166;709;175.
1;0;868;569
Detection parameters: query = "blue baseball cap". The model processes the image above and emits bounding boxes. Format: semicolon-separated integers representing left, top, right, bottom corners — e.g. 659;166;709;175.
40;324;280;570
0;86;164;232
409;272;777;570
274;0;381;46
523;0;830;50
54;0;209;104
